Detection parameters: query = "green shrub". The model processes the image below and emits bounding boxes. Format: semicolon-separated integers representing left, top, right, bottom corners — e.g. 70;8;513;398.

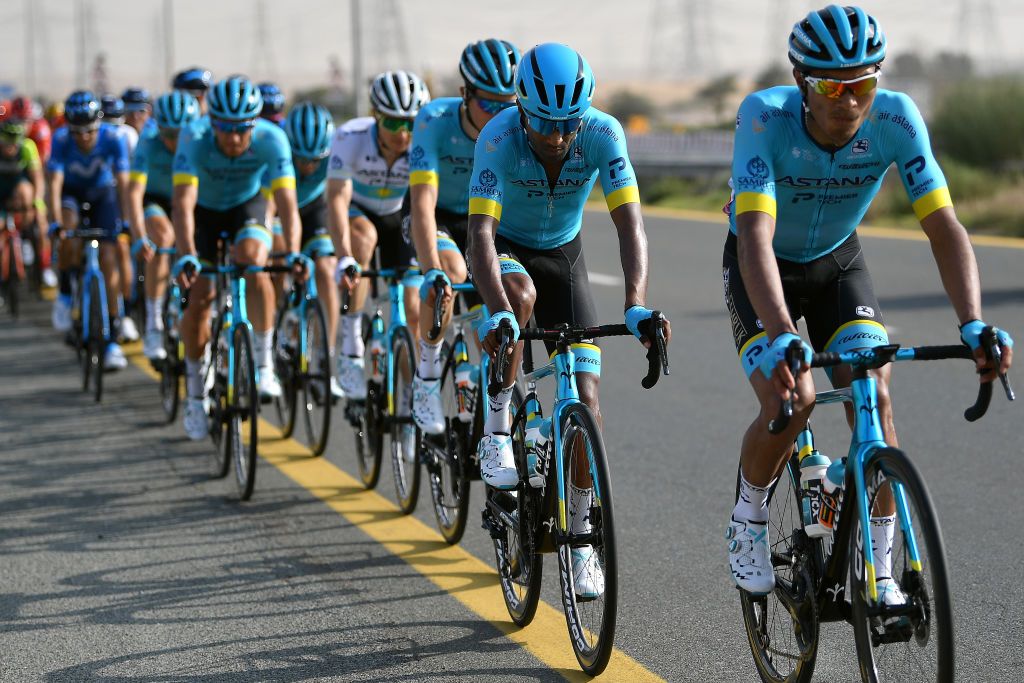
930;78;1024;170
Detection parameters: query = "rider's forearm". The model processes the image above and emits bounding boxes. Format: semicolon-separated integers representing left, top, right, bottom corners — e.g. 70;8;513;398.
920;208;982;324
326;180;353;258
47;173;62;224
127;181;147;242
468;216;512;314
737;216;795;340
410;184;441;271
611;204;648;309
172;186;197;256
274;188;301;253
115;173;131;231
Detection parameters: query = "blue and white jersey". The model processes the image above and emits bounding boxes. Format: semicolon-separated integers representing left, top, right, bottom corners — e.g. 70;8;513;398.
728;86;951;263
468;106;639;250
326;117;409;216
408;97;476;215
48;123;130;195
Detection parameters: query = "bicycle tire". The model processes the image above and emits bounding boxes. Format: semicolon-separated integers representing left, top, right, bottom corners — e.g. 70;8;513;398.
86;275;104;403
389;325;421;513
271;302;299;437
5;237;19;318
230;325;259;500
738;454;820;683
427;342;472;544
208;323;231;479
849;447;953;683
130;255;146;342
159;296;181;422
301;298;331;456
554;402;617;676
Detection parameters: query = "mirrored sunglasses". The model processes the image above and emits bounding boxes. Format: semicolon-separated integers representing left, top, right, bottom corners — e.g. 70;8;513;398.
211;117;256;133
378;115;414;133
524;113;583;137
474;97;516;115
804;72;880;99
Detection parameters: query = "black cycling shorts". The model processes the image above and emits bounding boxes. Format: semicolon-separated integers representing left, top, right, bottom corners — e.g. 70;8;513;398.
298;194;334;257
351;200;416;270
194;192;270;265
722;231;889;378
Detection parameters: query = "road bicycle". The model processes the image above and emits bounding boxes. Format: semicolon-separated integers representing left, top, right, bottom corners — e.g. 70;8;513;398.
0;210;26;317
64;224;113;403
151;246;184;422
740;333;1015;683
483;314;669;675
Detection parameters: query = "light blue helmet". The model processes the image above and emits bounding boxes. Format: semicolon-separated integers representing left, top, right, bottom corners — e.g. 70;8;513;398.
153;91;201;129
459;39;520;95
284;102;334;159
515;43;594;120
206;77;263;121
788;5;886;71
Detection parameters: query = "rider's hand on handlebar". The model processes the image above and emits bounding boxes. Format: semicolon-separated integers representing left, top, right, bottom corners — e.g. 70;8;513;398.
131;236;155;263
760;332;813;400
960;320;1014;383
627;305;672;349
334;255;361;291
286;252;311;282
172;254;201;289
419;268;452;303
478;310;519;358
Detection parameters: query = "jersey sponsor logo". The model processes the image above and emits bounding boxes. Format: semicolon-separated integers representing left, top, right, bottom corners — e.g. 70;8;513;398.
277;158;290;172
330;154;343;170
438;153;472;168
509;178;589;188
791;147;820;162
838;161;882;170
66;157;108;178
759;108;794;124
856;306;875;318
485;140;497;153
572;146;583;160
852;138;870;155
592;124;620;142
608;157;627;179
746;156;769;180
478;169;498;188
736;112;742;129
903;155;926;186
526;189;545;198
875;110;917;139
776;174;879;188
410;145;425;162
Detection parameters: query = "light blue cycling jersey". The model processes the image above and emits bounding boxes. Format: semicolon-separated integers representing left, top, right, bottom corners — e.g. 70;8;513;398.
129;125;175;198
468;107;639;250
409;97;475;215
173;117;295;211
48;124;130;194
261;157;326;209
729;86;951;263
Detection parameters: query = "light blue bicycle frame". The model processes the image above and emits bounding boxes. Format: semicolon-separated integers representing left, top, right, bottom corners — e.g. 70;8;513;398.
207;264;259;404
80;237;111;347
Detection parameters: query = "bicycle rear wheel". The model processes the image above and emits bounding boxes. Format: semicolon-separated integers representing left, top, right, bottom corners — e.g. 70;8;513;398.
5;237;19;318
390;326;421;513
208;325;231;479
554;402;616;676
354;327;384;489
301;299;331;456
272;303;299;437
850;448;953;683
159;297;181;422
427;343;472;544
229;325;259;500
83;276;104;403
738;454;820;683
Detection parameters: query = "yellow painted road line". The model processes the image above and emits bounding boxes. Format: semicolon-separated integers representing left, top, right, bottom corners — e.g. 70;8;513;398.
123;345;665;682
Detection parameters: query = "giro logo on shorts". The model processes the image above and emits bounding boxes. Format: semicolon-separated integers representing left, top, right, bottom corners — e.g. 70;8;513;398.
856;305;875;318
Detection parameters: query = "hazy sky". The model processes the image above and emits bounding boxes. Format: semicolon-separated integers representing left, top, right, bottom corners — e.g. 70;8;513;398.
2;0;1021;100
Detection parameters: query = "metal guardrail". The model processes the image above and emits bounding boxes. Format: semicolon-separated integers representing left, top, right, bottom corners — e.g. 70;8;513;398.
627;130;734;177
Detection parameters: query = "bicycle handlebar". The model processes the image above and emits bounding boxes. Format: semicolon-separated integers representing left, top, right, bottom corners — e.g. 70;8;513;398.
489;318;514;397
339;265;358;314
429;274;447;340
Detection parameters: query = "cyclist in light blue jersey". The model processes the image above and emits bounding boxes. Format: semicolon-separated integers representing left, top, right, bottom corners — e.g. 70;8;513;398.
409;38;520;435
171;77;302;441
48;90;132;370
127;91;200;361
723;5;1014;599
470;43;672;598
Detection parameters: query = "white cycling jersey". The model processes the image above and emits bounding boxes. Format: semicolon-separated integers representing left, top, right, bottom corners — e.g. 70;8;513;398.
326;116;409;216
114;124;139;156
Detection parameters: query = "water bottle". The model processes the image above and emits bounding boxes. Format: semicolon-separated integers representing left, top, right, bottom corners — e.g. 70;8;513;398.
800;450;832;538
454;361;476;422
818;458;845;534
525;415;551;488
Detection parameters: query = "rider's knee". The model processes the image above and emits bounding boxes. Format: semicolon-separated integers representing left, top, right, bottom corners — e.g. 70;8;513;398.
441;251;467;284
506;277;535;321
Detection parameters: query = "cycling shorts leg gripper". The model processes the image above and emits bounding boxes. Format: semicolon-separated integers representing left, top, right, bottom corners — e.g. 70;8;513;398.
498;255;527;276
738;331;770;379
235;224;273;250
348;205;366;219
143;203;168;220
302;235;335;258
270;217;283;236
401;271;424;289
569;342;601;377
821;319;889;381
437;231;460;254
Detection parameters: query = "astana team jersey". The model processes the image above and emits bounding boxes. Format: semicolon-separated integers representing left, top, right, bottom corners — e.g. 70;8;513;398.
130;125;176;197
408;97;475;215
729;86;951;263
173;117;295;211
262;157;327;208
468;106;639;250
326;117;409;216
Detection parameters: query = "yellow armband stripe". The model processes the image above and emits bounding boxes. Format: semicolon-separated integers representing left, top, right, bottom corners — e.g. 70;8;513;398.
605;185;640;211
270;176;296;192
260;187;273;200
173;173;198;187
735;192;777;218
409;170;439;187
469;197;502;221
129;171;148;185
911;186;952;221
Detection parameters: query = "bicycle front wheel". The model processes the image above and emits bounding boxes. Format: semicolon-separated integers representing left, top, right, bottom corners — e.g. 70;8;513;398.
738;454;820;683
850;448;953;683
84;276;104;403
208;325;231;478
229;325;259;500
5;238;19;318
301;299;332;456
555;402;616;676
390;326;421;514
159;297;181;422
272;303;299;437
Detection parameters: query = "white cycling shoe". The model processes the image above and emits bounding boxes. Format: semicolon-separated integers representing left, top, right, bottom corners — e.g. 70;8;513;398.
52;294;72;332
183;397;208;441
119;316;140;343
42;267;58;289
103;343;128;371
478;433;517;489
412;374;445;435
330;376;345;400
571;545;606;600
726;517;775;595
338;355;367;400
143;329;166;361
257;368;283;402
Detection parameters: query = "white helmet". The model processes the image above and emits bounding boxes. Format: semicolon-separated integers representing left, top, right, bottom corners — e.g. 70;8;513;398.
369;70;430;118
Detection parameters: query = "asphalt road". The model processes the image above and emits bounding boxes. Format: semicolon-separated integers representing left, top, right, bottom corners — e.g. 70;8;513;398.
2;210;1021;682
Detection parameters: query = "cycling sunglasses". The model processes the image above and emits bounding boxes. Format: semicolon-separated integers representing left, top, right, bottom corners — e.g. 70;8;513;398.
474;96;516;115
804;72;880;99
378;115;414;133
210;117;257;133
524;113;583;137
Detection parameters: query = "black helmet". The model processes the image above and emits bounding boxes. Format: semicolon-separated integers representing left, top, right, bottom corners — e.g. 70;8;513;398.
172;67;213;92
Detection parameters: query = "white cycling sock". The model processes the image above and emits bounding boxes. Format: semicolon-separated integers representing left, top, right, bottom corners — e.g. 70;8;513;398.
870;515;896;580
146;298;163;332
569;484;594;534
484;384;514;435
733;471;775;523
341;313;364;357
417;338;443;379
253;330;273;370
185;358;204;398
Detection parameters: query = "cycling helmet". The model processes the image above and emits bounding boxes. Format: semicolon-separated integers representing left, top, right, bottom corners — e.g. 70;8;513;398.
44;102;64;124
283;102;334;159
172;67;213;92
9;96;35;122
207;77;263;121
100;94;125;121
459;39;520;95
0;119;26;140
64;91;102;126
369;71;430;118
121;87;152;112
789;5;886;71
258;82;285;120
153;91;201;129
515;43;594;120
